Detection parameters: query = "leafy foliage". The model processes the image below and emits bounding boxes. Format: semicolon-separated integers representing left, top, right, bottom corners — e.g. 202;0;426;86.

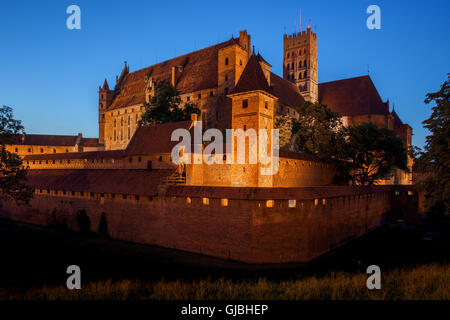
141;81;201;125
0;106;33;204
288;102;407;185
290;102;345;158
417;74;450;215
274;115;293;149
335;122;408;185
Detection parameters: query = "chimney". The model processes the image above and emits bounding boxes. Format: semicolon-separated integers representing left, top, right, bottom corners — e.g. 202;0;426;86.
21;132;26;143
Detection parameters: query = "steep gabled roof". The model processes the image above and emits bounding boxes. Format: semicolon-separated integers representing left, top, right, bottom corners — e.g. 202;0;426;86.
108;38;241;111
319;75;389;116
270;73;306;108
231;54;273;95
391;109;404;128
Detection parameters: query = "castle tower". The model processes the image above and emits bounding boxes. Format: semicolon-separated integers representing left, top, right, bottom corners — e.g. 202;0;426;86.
283;26;318;103
228;54;277;187
98;79;114;144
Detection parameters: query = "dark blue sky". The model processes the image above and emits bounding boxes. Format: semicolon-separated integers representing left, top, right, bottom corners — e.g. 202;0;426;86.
0;0;449;148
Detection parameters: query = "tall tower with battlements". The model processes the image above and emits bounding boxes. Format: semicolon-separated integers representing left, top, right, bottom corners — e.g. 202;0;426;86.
283;26;318;103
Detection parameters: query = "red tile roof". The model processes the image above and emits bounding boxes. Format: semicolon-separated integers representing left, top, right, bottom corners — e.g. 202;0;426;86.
11;134;78;146
80;137;102;148
26;169;173;196
125;121;194;155
270;73;306;108
231;54;273;95
23;150;124;161
319;75;389;116
108;38;241;111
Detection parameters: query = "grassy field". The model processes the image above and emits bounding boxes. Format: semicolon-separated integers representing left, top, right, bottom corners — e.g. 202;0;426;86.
1;263;449;300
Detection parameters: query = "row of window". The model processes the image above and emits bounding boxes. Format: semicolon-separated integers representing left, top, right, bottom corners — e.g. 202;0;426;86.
35;188;150;201
286;61;308;70
242;99;269;109
15;147;70;154
26;156;165;166
287;72;308;81
224;57;244;66
184;90;214;102
286;49;308;58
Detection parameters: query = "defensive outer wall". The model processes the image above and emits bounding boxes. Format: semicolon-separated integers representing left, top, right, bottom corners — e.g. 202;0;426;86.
0;185;419;264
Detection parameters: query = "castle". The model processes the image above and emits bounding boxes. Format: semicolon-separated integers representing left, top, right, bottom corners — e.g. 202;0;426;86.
1;29;417;263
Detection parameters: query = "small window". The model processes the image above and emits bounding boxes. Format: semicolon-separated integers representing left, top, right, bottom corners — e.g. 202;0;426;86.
138;156;142;162
243;125;247;131
289;200;296;208
159;156;162;162
187;96;190;101
322;199;327;205
224;87;228;94
14;148;18;152
65;149;69;153
265;101;268;109
225;57;229;65
202;197;210;205
408;191;414;196
40;148;44;153
186;197;191;204
314;199;319;206
210;91;213;97
266;200;274;208
225;75;228;82
239;59;242;66
123;194;127;199
242;99;248;108
28;148;31;153
129;157;132;163
221;198;228;207
198;93;201;99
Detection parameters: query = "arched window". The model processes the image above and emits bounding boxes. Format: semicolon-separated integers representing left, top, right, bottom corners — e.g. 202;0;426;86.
299;73;302;80
304;71;307;79
286;64;289;71
291;63;294;69
114;119;116;128
287;52;290;58
304;60;307;68
225;57;229;65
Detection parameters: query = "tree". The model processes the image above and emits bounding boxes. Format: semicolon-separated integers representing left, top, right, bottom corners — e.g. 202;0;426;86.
274;115;293;149
0;106;33;204
290;102;345;158
418;74;450;215
335;122;408;185
141;81;200;125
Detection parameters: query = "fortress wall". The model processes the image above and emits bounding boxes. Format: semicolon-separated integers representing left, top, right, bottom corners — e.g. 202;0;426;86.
250;192;391;263
0;188;417;264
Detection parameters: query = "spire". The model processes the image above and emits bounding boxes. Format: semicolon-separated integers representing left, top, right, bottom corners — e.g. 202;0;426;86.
230;55;272;95
102;78;110;90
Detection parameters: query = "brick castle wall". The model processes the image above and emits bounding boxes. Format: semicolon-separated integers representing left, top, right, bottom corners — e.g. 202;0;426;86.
0;187;418;264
